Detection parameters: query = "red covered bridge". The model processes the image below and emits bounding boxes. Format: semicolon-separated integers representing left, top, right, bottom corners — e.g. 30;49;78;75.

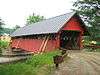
10;12;88;53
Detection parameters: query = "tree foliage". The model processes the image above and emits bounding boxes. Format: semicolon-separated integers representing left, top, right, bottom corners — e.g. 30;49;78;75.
73;0;100;39
0;18;5;35
13;25;20;30
26;13;45;25
0;18;4;29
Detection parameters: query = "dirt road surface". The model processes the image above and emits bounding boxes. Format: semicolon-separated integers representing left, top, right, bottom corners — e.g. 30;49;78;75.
53;52;100;75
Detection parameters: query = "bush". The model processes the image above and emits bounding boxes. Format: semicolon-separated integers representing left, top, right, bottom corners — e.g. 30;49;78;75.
96;42;100;46
0;40;9;55
0;40;9;49
25;50;61;67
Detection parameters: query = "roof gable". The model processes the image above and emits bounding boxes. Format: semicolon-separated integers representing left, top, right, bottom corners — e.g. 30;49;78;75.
11;12;80;37
62;17;84;31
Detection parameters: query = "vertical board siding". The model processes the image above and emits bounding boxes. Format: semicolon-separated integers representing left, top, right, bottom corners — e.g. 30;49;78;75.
11;38;58;53
45;39;57;52
62;17;84;32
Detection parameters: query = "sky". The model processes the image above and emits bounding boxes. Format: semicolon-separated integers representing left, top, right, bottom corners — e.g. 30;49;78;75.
0;0;77;28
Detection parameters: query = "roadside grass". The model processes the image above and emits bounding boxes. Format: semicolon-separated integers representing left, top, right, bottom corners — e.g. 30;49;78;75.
84;48;100;52
0;50;61;75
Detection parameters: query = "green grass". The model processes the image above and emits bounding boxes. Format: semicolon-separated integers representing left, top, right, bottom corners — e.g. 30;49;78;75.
0;50;61;75
85;48;100;52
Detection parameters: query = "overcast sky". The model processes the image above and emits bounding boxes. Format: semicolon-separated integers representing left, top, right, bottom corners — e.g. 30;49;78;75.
0;0;77;28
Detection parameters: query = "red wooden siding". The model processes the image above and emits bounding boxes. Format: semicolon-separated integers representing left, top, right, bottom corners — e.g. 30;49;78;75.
45;39;57;51
11;38;58;53
62;17;84;33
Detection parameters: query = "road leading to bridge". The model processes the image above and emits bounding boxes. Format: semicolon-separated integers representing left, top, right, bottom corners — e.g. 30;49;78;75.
53;52;100;75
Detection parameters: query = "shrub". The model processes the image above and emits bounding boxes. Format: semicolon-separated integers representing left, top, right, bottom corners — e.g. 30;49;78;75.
0;40;9;55
25;50;61;67
0;40;9;49
96;42;100;46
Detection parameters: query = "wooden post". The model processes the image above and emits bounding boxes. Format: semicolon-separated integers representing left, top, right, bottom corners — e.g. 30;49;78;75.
53;55;63;69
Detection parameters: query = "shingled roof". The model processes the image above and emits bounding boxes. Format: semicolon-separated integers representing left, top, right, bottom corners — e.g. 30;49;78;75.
11;12;79;37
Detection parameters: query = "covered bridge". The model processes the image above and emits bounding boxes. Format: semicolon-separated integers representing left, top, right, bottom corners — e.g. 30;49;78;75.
10;12;88;53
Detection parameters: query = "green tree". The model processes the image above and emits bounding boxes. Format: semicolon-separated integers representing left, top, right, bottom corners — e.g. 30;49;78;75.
0;18;5;35
26;13;45;25
73;0;100;39
13;25;20;31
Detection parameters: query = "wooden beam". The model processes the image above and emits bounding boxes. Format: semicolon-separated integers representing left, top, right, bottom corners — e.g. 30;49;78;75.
41;35;50;53
38;36;47;54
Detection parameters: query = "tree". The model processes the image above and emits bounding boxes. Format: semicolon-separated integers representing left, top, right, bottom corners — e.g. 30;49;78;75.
73;0;100;39
0;18;5;35
26;13;45;25
0;18;4;29
13;25;20;31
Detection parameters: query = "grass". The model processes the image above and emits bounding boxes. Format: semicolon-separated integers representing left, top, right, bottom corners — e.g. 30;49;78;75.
0;50;61;75
84;47;100;52
88;48;100;52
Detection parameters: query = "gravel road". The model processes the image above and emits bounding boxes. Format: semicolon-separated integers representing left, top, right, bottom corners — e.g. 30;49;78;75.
53;52;100;75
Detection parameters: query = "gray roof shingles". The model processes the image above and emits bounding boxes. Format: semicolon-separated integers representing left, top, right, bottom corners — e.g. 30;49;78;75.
11;12;76;37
